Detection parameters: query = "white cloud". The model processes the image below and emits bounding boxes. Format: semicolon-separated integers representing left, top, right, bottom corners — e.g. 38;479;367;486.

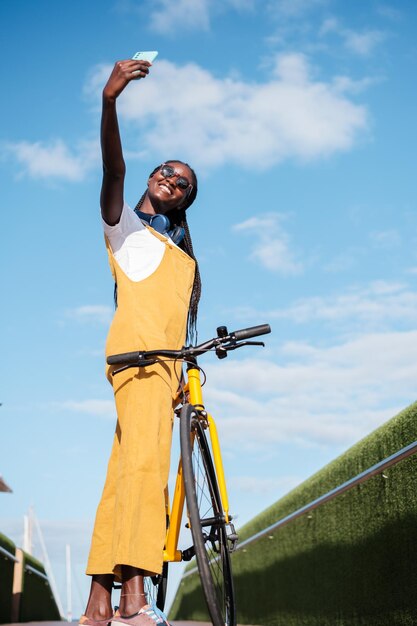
8;53;369;181
8;50;370;180
320;18;386;56
90;54;368;170
344;29;386;56
233;213;303;274
202;329;417;450
59;399;115;418
229;474;301;494
227;0;255;9
66;305;113;325
332;75;379;95
56;292;417;450
370;229;401;249
319;16;339;35
218;281;417;449
146;0;255;34
267;0;328;18
4;138;99;182
377;5;402;21
235;281;417;328
149;0;210;34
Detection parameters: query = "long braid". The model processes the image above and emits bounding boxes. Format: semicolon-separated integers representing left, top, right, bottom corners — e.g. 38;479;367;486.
166;206;201;343
183;222;201;343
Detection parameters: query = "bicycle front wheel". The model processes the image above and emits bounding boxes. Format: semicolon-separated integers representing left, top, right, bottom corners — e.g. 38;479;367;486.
180;403;236;626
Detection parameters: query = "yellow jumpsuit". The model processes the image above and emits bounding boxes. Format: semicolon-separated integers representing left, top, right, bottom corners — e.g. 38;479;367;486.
86;226;195;579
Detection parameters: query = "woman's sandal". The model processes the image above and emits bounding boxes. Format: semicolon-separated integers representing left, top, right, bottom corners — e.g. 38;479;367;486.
79;614;114;626
111;604;169;626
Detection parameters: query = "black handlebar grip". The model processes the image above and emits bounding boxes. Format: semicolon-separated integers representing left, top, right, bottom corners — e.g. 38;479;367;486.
232;324;271;341
107;351;142;365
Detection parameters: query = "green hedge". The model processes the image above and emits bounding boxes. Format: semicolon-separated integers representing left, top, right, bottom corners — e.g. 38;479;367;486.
0;533;16;623
170;401;417;625
18;551;61;622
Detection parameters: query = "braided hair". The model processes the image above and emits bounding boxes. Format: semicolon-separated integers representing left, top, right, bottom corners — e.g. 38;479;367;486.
132;160;201;343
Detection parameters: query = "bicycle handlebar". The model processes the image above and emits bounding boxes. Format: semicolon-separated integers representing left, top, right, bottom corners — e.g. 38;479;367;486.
231;324;271;341
107;323;271;367
107;351;156;366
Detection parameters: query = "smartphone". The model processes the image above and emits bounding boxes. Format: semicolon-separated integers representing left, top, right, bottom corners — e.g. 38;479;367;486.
132;51;159;63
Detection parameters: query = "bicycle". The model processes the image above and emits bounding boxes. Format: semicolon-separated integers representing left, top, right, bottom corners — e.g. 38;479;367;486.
107;322;271;626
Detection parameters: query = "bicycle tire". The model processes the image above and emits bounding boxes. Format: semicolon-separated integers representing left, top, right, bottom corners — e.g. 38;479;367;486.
180;403;236;626
144;561;169;611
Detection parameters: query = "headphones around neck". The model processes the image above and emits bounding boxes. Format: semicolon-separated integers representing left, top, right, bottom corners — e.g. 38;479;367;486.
134;209;185;245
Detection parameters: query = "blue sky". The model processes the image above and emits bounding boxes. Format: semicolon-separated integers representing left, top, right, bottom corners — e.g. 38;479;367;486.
1;0;417;617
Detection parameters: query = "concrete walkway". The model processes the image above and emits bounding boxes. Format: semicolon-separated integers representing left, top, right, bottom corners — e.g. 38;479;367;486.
2;621;260;626
2;622;260;626
1;621;258;626
1;622;233;626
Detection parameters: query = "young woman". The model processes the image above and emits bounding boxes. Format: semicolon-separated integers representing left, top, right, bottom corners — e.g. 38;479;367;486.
80;58;201;626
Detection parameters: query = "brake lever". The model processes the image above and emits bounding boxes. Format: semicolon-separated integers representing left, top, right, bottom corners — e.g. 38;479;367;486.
226;340;265;350
112;358;158;376
112;364;133;376
215;340;265;359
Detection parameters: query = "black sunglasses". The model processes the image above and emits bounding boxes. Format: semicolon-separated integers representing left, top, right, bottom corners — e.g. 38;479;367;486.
160;164;192;191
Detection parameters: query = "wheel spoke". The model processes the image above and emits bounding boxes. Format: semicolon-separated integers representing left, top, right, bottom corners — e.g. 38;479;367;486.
144;555;168;610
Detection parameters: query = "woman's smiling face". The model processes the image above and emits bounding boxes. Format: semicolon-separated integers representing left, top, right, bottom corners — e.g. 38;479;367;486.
147;161;193;214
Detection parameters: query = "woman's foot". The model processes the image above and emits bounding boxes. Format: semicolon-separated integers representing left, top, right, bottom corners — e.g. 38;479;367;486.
79;614;114;626
112;605;169;626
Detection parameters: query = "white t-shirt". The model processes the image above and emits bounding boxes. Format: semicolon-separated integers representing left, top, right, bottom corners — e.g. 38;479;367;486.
103;203;172;282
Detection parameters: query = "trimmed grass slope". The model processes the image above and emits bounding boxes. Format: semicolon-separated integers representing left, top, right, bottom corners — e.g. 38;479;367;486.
19;551;61;622
170;401;417;625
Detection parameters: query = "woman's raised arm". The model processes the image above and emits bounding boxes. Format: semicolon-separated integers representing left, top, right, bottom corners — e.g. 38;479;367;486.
100;59;151;225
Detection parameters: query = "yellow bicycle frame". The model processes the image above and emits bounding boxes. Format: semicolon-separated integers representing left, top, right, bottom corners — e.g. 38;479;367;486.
163;365;230;563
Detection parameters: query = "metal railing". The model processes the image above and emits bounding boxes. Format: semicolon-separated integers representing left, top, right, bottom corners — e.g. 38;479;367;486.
0;544;50;581
236;439;417;551
182;439;417;579
25;563;50;581
0;544;19;562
